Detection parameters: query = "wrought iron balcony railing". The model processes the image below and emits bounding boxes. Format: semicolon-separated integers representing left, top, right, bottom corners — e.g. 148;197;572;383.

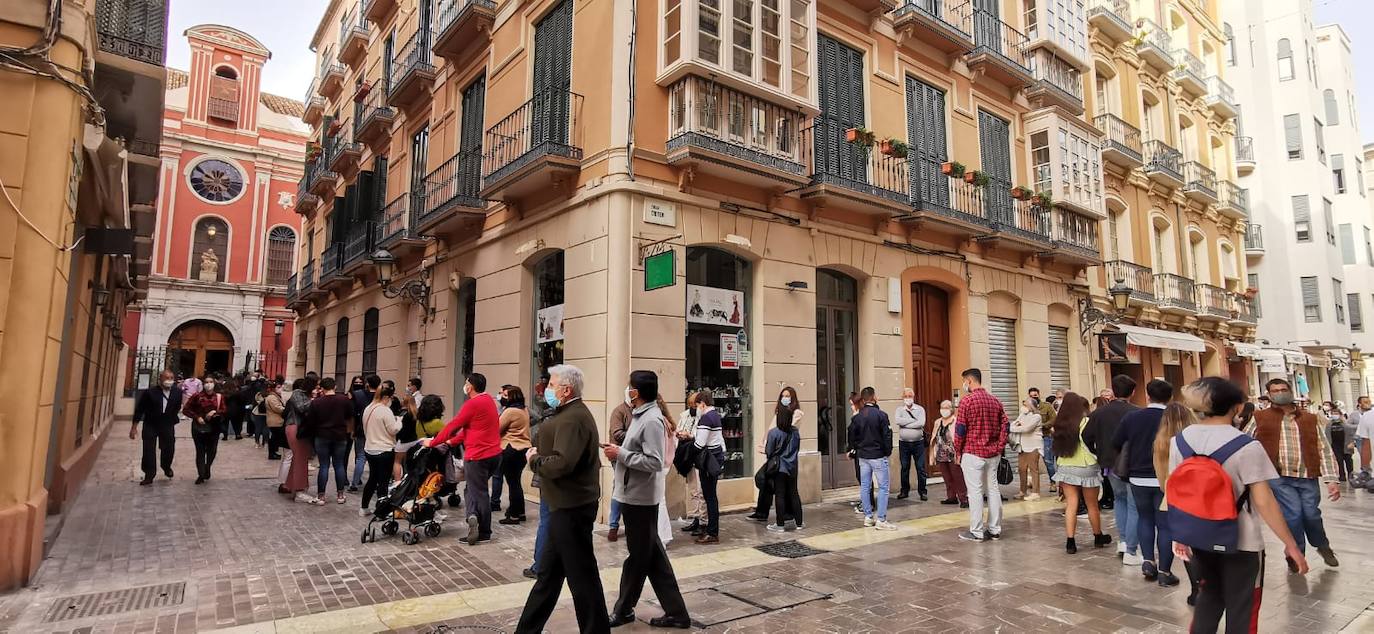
1218;181;1248;217
388;27;434;96
344;222;377;268
1171;48;1206;92
803;114;909;204
1143;140;1183;183
1154;273;1197;312
1244;223;1264;251
419;150;484;225
666;77;805;175
1105;260;1155;303
1094;114;1142;163
1235;136;1254;163
1051;208;1100;257
95;0;168;66
893;0;974;38
970;8;1032;75
1197;283;1231;318
377;195;420;246
483;88;585;182
1182;161;1217;199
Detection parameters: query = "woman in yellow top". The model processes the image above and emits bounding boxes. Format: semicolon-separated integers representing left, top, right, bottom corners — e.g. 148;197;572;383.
1050;392;1112;554
496;385;532;524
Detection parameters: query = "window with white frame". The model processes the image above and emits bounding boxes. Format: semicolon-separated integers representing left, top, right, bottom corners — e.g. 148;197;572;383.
1350;293;1364;332
1333;154;1346;194
1293;194;1311;242
1224;23;1236;66
1277;38;1294;81
669;0;812;101
1325;89;1340;125
1301;276;1321;322
1335;279;1346;324
1283;113;1302;159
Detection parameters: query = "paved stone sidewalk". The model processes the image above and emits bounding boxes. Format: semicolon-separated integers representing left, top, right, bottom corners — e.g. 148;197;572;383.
2;427;1372;633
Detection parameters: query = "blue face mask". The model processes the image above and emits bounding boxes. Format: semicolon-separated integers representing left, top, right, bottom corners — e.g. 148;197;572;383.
544;386;560;409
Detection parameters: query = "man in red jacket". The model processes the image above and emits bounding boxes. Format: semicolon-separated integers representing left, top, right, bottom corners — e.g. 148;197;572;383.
430;372;502;545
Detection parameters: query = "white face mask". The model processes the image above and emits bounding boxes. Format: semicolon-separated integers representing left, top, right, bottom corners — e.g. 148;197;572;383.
903;398;914;406
940;408;952;417
203;382;215;392
624;386;634;406
162;380;174;389
780;396;792;407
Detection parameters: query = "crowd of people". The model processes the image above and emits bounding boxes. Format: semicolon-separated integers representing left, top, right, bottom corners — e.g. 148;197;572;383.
127;362;1372;633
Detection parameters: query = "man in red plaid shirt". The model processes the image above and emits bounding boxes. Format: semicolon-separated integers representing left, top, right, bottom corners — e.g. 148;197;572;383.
954;368;1009;541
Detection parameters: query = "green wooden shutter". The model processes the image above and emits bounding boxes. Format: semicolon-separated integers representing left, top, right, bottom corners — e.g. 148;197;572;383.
906;77;947;208
978;109;1012;224
532;0;573;147
459;75;486;198
816;34;866;184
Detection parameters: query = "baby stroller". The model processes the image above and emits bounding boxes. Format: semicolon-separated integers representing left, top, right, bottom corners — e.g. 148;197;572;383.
361;444;447;545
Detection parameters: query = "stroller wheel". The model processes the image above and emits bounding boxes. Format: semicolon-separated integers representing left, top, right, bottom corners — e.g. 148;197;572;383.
425;523;442;538
360;528;370;544
400;530;414;545
381;520;399;536
447;494;462;507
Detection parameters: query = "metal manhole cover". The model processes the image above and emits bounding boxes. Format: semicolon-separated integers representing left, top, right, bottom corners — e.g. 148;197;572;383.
44;582;186;623
755;539;828;559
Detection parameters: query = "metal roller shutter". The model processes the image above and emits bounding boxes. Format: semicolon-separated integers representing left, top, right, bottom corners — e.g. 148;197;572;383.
987;317;1019;414
1048;326;1071;393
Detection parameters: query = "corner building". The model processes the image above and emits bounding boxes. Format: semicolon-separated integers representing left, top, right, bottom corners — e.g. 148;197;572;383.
291;0;1106;510
1084;0;1256;397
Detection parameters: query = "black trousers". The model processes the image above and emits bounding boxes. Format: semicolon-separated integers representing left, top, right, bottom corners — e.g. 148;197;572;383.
500;445;529;519
268;426;285;457
772;471;802;527
361;451;394;509
1190;550;1263;634
612;502;689;620
898;439;928;496
516;502;610;634
140;423;176;478
464;455;502;538
192;430;220;480
753;471;774;517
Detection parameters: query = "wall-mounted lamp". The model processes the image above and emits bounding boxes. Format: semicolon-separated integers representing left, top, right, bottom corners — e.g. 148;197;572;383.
1078;274;1134;342
372;248;432;319
93;285;110;307
785;280;808;292
274;319;285;336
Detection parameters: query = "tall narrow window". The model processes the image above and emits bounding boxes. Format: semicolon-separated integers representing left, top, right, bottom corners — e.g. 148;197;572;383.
1293;194;1311;242
1364;226;1373;264
1283;114;1302;159
760;0;781;86
265;226;296;286
1335;279;1346;324
1324;198;1335;245
1333;154;1346;194
1248;273;1261;317
1277;38;1294;81
699;0;721;64
1030;131;1051;195
1325;89;1340;125
208;66;240;126
663;0;682;65
362;307;379;377
1350;293;1364;332
789;0;811;98
335;317;349;387
730;0;753;75
1224;22;1236;65
1301;276;1321;322
1314;118;1325;164
1358;158;1367;196
1340;223;1355;264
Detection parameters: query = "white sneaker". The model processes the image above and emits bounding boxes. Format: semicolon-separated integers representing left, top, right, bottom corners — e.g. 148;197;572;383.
874;520;898;531
1025;493;1041;501
863;515;875;527
1117;541;1128;555
1123;552;1144;566
853;504;865;515
294;492;317;503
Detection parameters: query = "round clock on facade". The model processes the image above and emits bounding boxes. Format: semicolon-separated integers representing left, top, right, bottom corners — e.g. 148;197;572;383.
189;159;245;203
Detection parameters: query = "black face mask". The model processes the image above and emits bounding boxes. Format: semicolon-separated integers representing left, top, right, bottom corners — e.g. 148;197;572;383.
499;397;510;408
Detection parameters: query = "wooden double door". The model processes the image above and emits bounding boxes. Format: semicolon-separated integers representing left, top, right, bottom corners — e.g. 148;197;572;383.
169;320;234;378
909;283;952;431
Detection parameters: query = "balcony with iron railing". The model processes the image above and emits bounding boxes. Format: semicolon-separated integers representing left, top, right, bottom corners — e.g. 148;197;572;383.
308;155;340;198
799;115;909;216
319;58;347;100
286;272;300;307
1105;260;1156;304
433;0;497;62
891;0;975;54
326;131;363;174
1231;293;1258;325
376;195;427;258
95;0;169;67
1171;48;1206;95
296;168;322;215
303;79;325;126
995;198;1054;247
1244;223;1264;255
343;222;378;274
482;88;584;200
387;28;435;110
339;10;370;69
352;84;395;151
1026;49;1084;115
1235;136;1255;174
1143;140;1183;188
1050;207;1102;264
1154;273;1197;314
417;150;485;236
1217;180;1248;219
1196;283;1231;320
967;8;1033;86
1135;18;1174;71
1086;0;1132;43
664;76;809;189
1095;114;1142;167
1205;76;1237;118
364;0;398;25
1181;161;1217;203
318;242;351;291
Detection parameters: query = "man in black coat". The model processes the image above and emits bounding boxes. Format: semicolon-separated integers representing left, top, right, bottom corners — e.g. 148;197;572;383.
131;370;184;485
1088;374;1139;561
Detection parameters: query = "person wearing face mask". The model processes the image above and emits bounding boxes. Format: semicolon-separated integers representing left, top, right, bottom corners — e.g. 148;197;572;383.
181;375;227;484
360;380;403;515
407;377;424;403
496;386;532;525
263;381;286;460
1009;397;1044;501
894;387;928;501
764;387;803;532
604;397;633;541
929;401;968;506
1242;378;1342;570
953;368;1009;542
692;388;728;544
429;373;502;545
131;370;184;485
348;376;375;493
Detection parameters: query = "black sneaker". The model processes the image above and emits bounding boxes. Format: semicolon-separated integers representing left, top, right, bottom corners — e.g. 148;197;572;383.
680;519;701;533
492;501;502;512
919;493;928;501
522;567;537;579
465;516;480;544
1065;538;1077;554
347;485;359;493
1157;572;1180;587
1142;560;1158;581
745;514;769;522
940;498;959;505
959;501;969;509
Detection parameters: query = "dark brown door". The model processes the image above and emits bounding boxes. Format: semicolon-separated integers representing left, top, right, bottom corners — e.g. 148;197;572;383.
910;283;951;434
816;270;859;489
169;320;234;377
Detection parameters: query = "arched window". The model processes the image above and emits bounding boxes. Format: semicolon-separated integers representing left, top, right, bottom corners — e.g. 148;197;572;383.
1218;242;1238;283
1177;115;1197;161
335;317;349;387
1324;89;1340;125
265;226;296;286
1188;227;1210;283
209;66;240;126
1151;215;1176;274
1093;61;1118;117
1277;38;1294;81
191;217;229;282
362;308;379;377
1141;90;1162;142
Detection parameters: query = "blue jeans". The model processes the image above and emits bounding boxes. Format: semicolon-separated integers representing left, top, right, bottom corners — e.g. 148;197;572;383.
1107;473;1137;554
1042;436;1057;482
350;435;367;487
532;498;551;571
313;438;351;496
608;498;622;529
858;457;891;521
1269;476;1330;553
1132;484;1173;573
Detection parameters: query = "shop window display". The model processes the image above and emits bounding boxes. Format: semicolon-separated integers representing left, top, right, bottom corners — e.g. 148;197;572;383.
532;251;565;383
685;247;752;479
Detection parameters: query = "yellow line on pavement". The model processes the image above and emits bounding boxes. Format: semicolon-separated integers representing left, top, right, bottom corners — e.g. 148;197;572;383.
210;498;1061;633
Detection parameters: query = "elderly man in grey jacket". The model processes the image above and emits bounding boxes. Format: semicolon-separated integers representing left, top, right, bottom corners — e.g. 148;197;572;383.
895;387;928;501
603;370;691;629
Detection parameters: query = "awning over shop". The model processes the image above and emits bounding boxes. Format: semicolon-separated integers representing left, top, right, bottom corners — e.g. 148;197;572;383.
1114;325;1206;353
1230;342;1262;359
1258;350;1287;373
1283;350;1309;365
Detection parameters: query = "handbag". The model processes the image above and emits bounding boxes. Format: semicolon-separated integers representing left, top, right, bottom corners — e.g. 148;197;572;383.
673;440;699;476
996;456;1014;486
1114;440;1131;478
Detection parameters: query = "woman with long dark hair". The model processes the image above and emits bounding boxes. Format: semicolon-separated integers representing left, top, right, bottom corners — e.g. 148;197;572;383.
765;386;804;532
496;385;532;524
1050;392;1112;553
1233;401;1256;430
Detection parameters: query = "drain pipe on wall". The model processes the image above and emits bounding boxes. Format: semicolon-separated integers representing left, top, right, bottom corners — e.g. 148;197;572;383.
625;0;637;181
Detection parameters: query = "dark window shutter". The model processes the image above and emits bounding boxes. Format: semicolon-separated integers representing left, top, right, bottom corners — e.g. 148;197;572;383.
1292;195;1310;222
816;34;865;183
356;170;378;222
978;110;1012;223
460;76;486;197
906;76;947;208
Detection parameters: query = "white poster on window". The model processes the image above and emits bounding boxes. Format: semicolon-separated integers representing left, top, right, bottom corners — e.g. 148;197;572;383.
536;304;564;343
686;284;745;327
720;333;739;369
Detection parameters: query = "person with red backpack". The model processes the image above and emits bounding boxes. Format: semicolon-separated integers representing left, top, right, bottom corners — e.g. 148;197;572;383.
1171;377;1308;633
1243;378;1342;571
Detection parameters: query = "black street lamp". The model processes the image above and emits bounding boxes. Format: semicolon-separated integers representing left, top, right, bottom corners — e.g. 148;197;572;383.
1079;275;1134;342
371;248;431;318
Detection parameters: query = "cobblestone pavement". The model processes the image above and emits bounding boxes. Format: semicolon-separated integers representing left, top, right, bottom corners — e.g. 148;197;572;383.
2;428;1373;633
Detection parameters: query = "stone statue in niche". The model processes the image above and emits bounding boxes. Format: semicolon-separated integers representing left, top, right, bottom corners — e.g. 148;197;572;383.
199;248;220;282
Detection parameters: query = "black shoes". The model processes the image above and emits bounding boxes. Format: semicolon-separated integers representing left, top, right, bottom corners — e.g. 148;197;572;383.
492;501;502;512
745;514;768;522
164;468;173;478
1065;538;1077;554
896;492;909;500
347;485;360;492
1093;533;1113;548
940;498;959;505
498;516;525;525
268;454;281;460
920;493;928;501
608;611;636;628
1157;572;1180;587
959;501;970;509
1317;547;1340;567
139;477;154;486
522;567;537;579
681;519;701;533
1142;560;1159;581
649;615;692;629
194;477;206;485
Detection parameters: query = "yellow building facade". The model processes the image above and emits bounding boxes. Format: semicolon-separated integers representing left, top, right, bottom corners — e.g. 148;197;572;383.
292;0;1114;511
1085;0;1257;397
0;0;166;589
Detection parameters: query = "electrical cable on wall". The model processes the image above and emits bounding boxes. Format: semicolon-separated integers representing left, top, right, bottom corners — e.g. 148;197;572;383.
0;173;83;252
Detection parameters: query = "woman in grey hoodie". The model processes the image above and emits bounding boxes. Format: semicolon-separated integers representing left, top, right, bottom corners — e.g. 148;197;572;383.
278;376;316;502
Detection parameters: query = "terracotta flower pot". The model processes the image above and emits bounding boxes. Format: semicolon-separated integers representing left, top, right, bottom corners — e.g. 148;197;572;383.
941;162;954;175
964;171;977;184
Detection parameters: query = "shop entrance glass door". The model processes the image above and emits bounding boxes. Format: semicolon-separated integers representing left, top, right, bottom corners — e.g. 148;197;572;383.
817;270;858;489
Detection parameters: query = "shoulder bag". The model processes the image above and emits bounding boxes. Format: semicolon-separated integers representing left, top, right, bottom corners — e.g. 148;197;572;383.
996;454;1014;486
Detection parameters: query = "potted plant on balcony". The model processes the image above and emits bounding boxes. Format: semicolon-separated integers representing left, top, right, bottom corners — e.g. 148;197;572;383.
941;161;965;178
354;81;372;103
306;142;322;161
1010;185;1031;200
1030;191;1053;207
878;138;908;159
1243;287;1258;299
971;172;991;188
327;119;344;136
845;126;876;148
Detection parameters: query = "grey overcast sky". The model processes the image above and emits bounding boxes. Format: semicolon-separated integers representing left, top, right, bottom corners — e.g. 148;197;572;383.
1314;0;1374;143
166;0;328;103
